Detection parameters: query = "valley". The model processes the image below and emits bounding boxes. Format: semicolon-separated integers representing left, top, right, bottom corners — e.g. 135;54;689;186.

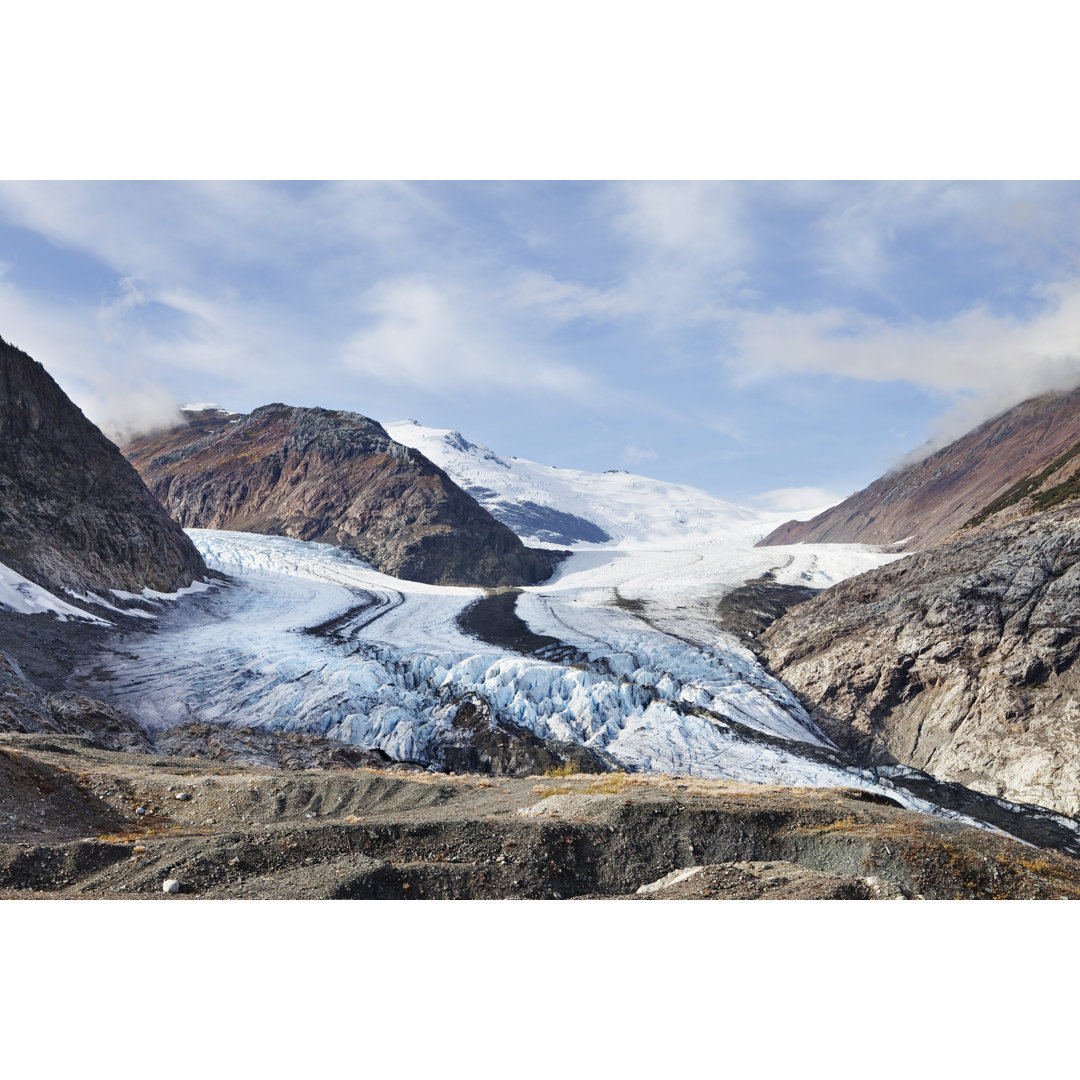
8;333;1080;898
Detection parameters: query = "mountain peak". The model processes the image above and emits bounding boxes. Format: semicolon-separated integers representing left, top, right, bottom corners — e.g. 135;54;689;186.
0;336;207;596
758;384;1080;551
123;405;560;588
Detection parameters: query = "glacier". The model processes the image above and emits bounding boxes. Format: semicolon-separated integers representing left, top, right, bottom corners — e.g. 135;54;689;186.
80;529;950;810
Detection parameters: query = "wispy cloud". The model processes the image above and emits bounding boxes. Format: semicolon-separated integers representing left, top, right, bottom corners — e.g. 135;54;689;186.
506;270;634;323
622;442;658;464
608;181;753;322
0;269;183;439
750;486;844;514
6;180;1080;498
341;276;600;398
726;279;1080;440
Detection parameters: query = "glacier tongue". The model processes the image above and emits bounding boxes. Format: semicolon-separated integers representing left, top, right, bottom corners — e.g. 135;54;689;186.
81;529;926;802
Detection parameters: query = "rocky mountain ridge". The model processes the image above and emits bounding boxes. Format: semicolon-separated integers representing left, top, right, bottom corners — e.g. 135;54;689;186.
0;335;207;595
759;384;1080;551
762;502;1080;818
124;405;561;588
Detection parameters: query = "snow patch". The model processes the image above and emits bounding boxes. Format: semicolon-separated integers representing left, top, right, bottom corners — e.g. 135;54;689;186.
0;560;111;624
110;580;215;603
637;866;704;894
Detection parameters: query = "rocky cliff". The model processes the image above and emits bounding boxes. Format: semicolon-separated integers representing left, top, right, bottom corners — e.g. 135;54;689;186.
123;404;560;587
762;504;1080;817
0;336;207;595
759;384;1080;550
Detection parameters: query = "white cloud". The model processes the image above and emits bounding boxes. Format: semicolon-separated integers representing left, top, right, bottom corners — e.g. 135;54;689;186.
724;278;1080;456
507;270;634;323
622;442;657;463
750;486;844;514
614;181;748;262
0;181;454;287
341;277;599;398
96;276;149;340
0;271;183;440
609;181;753;322
729;281;1080;392
72;382;184;444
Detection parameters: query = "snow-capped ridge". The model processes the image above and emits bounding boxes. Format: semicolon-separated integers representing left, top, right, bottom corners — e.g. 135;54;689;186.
385;419;826;550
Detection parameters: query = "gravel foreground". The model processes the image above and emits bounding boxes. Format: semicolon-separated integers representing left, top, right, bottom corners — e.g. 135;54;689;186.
3;731;1080;900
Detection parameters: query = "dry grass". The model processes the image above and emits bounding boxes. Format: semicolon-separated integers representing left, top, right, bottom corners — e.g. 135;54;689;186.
530;773;632;798
791;816;862;835
543;761;579;778
538;785;573;799
334;767;485;787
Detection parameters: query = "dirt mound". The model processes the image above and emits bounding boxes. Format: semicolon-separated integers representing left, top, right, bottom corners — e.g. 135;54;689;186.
631;862;905;900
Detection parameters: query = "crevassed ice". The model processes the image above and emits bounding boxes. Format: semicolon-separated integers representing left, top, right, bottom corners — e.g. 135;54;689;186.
85;530;933;808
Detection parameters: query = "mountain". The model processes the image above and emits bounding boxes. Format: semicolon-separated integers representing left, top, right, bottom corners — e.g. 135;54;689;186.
123;405;560;588
762;502;1080;818
385;420;795;548
758;385;1080;551
0;335;207;597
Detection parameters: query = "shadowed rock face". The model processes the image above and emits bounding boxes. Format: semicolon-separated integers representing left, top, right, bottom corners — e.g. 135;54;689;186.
762;505;1080;818
759;384;1080;551
124;404;561;587
0;652;151;753
0;336;207;594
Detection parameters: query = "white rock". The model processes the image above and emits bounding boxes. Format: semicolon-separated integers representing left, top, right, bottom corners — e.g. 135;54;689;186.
162;879;181;894
175;793;192;801
637;866;704;895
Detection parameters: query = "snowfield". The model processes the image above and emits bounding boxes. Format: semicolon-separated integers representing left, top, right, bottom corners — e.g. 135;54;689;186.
385;419;832;548
84;528;928;806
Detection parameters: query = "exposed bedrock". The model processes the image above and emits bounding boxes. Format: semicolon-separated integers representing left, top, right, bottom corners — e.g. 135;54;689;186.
0;335;207;594
763;505;1080;817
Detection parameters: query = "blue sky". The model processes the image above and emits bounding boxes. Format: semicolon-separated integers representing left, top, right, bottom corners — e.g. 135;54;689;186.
4;180;1080;509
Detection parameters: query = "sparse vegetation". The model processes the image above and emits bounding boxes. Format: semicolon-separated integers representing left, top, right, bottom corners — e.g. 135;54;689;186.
544;761;579;778
965;438;1080;528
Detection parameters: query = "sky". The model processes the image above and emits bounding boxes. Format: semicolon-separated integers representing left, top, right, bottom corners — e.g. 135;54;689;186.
4;180;1080;510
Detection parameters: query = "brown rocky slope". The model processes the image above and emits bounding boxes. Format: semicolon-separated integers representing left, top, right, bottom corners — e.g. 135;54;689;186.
0;336;207;594
762;503;1080;818
124;405;560;588
759;384;1080;551
5;732;1080;900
